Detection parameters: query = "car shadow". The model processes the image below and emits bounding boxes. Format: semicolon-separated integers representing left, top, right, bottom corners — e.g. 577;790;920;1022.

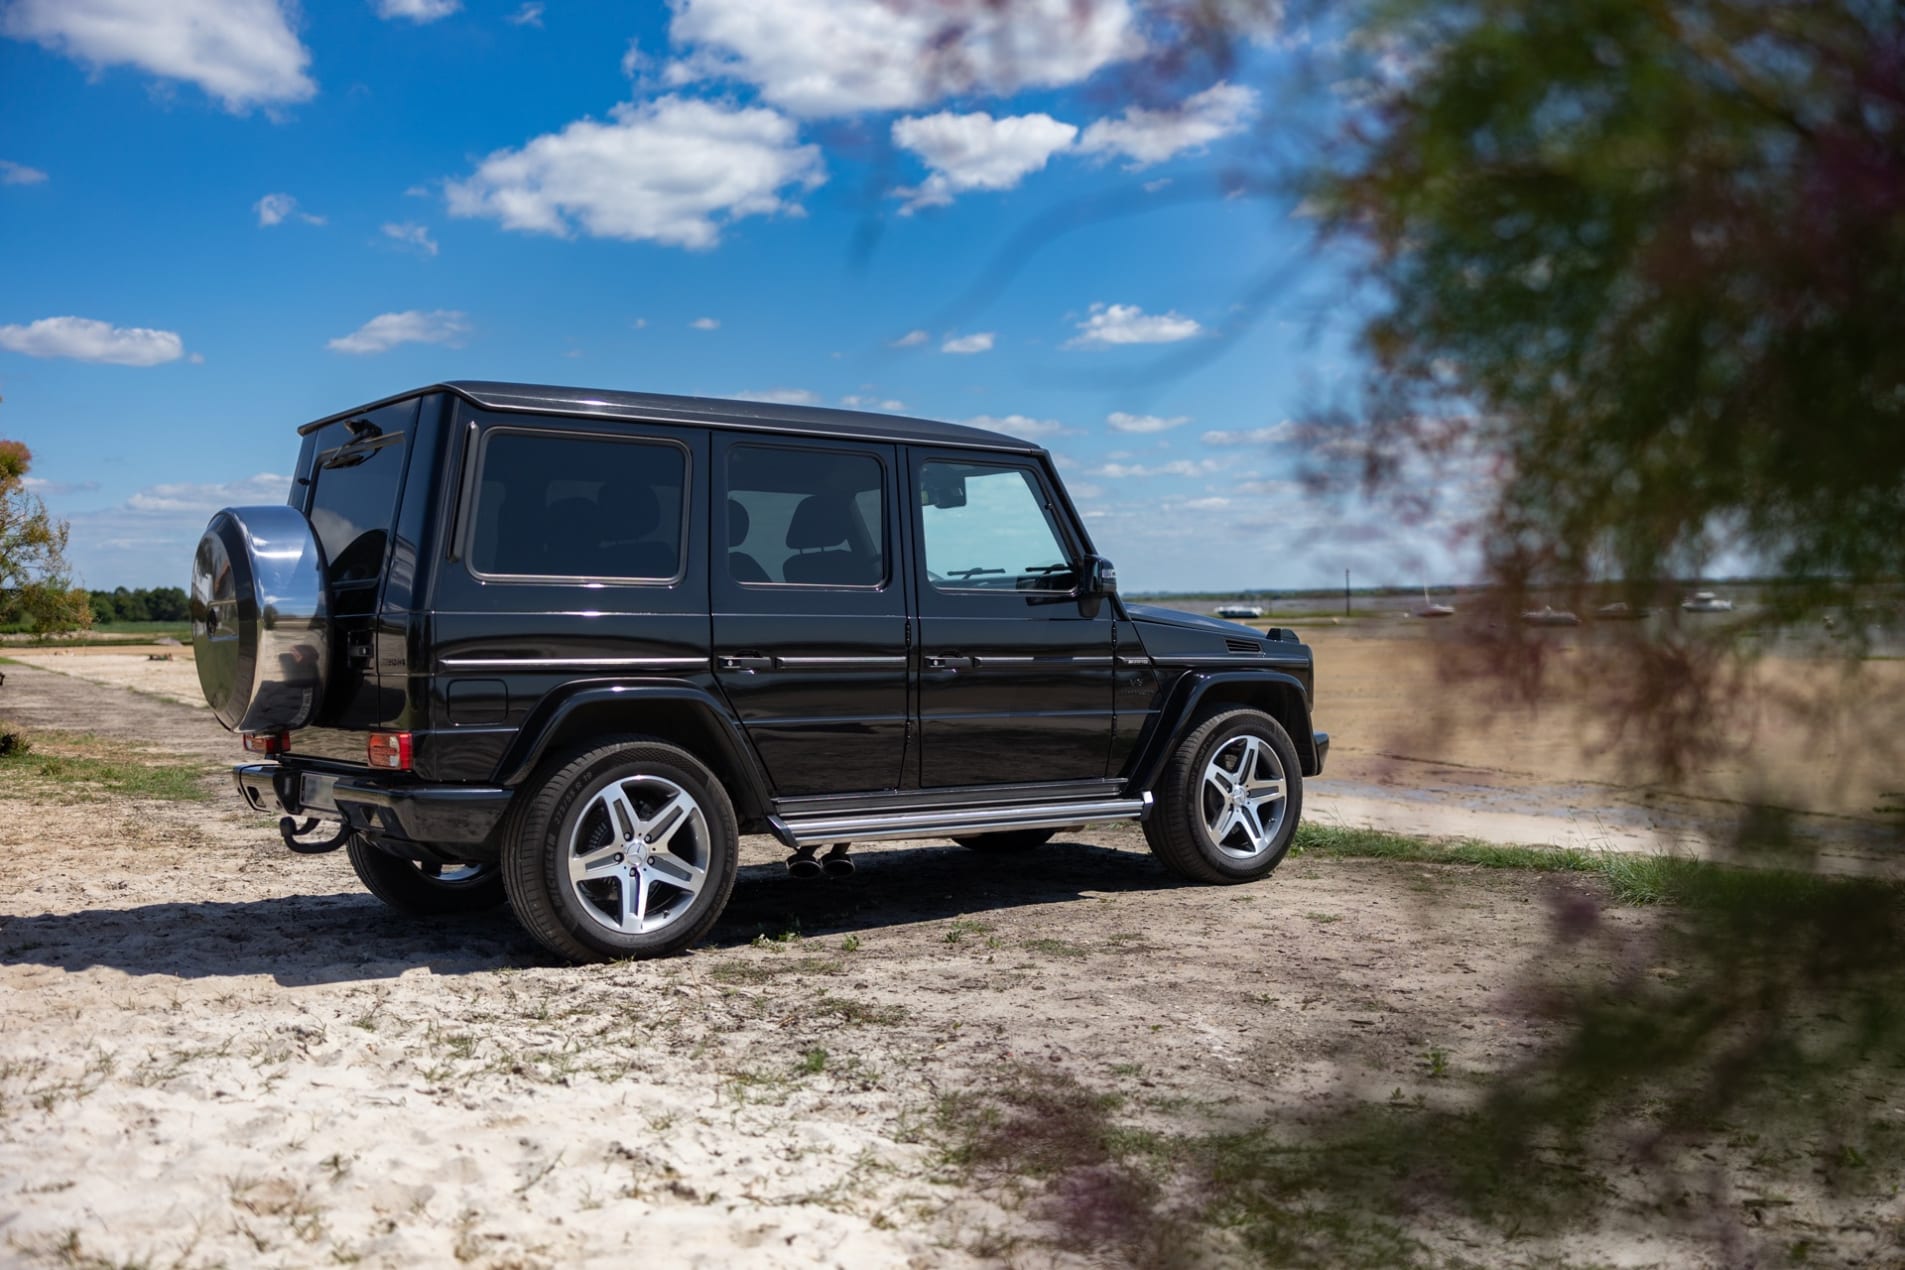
0;838;1185;986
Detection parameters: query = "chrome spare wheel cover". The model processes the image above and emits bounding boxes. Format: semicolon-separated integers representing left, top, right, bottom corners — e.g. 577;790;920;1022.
1199;734;1289;860
567;775;712;937
191;505;329;733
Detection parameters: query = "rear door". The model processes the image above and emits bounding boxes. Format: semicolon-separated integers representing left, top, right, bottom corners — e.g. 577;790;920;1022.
907;450;1116;787
711;434;909;796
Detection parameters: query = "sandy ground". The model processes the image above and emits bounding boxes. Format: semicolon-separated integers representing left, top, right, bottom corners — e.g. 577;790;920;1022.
2;658;1900;1266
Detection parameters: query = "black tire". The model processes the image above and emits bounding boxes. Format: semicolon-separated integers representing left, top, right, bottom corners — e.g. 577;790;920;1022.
1144;708;1303;884
953;828;1058;852
345;835;507;915
502;738;739;963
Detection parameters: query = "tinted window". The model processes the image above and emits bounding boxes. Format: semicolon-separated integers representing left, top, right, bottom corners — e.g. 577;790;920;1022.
306;402;414;586
470;431;686;580
918;462;1074;592
727;446;885;586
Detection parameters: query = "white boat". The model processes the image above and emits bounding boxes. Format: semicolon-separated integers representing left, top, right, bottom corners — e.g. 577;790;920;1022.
1593;601;1651;620
1416;586;1454;618
1521;605;1581;627
1680;591;1734;613
1214;604;1264;619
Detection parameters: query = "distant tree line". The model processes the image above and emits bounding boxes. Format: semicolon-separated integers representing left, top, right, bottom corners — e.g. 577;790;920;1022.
86;586;189;624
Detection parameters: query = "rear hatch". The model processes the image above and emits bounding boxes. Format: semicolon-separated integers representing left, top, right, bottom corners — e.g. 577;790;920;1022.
288;398;418;764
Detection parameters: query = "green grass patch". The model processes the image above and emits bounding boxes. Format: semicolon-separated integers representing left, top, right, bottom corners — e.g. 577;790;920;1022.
0;728;211;802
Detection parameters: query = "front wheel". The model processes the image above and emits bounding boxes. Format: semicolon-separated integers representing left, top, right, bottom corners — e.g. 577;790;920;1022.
1144;708;1302;884
503;739;739;963
346;835;506;915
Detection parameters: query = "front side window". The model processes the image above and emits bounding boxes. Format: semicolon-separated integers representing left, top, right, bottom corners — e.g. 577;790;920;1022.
726;445;886;587
918;461;1075;592
469;431;686;581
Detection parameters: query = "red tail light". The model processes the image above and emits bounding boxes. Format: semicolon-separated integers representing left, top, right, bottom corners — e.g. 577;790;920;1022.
367;732;413;771
243;732;289;755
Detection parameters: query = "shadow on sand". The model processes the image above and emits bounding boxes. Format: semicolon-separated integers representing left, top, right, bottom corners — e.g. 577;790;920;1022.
0;838;1183;986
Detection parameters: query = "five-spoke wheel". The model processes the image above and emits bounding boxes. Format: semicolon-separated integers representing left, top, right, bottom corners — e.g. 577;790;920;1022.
1145;708;1303;883
504;739;739;962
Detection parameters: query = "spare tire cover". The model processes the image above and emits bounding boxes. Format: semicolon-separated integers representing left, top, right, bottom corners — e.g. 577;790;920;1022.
191;505;330;733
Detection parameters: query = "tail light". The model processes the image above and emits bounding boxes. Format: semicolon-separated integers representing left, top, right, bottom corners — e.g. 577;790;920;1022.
367;732;414;771
243;731;289;755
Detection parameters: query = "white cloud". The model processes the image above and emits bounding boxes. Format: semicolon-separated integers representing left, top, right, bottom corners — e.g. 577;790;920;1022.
1182;495;1232;511
963;414;1078;440
841;395;906;411
941;331;994;354
689;316;720;331
735;388;819;405
890;329;929;348
21;477;101;496
2;0;316;112
505;2;542;26
1202;422;1299;446
326;309;469;355
253;191;322;226
891;111;1077;211
620;38;649;80
445;96;824;250
1089;458;1222;478
0;316;184;366
372;0;460;23
0;160;48;185
381;221;439;255
1065;302;1202;348
1078;82;1259;168
1107;411;1190;434
667;0;1140;118
126;472;292;513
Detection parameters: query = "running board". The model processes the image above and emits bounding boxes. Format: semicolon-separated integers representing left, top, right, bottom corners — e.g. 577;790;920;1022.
770;794;1151;848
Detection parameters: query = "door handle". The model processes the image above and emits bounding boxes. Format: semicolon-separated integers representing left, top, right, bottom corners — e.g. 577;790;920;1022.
925;654;974;671
718;653;775;672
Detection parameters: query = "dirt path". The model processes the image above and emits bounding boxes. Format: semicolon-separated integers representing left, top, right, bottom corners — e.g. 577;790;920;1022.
3;669;1894;1266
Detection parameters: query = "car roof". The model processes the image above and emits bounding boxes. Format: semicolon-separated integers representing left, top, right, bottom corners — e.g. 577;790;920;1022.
299;381;1043;454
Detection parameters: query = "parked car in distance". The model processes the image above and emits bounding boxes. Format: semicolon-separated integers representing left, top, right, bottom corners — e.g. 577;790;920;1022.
191;382;1327;962
1681;590;1735;613
1214;604;1265;619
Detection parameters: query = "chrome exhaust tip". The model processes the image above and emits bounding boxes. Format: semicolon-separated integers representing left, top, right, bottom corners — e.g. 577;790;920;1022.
787;848;823;879
821;844;853;878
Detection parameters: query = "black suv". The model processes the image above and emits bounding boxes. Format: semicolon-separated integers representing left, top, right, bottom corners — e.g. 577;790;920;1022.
192;382;1327;962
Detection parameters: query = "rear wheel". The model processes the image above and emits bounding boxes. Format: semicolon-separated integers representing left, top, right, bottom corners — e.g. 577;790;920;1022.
503;739;739;963
1144;708;1302;884
953;828;1057;852
346;835;506;915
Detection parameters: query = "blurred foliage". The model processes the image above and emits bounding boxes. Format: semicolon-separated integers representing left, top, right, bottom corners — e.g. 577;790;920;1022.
0;439;88;634
85;586;189;625
1317;0;1905;610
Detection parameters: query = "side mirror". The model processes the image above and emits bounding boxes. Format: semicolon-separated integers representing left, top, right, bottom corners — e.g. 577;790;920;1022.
921;471;968;509
1079;555;1116;618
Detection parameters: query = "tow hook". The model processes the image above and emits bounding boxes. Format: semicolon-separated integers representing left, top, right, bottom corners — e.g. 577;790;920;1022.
279;816;351;855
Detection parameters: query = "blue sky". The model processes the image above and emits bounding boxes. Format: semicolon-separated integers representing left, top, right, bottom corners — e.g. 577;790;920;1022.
0;0;1461;593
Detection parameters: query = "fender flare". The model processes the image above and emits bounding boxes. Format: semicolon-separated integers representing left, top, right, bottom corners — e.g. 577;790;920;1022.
1125;669;1319;791
495;678;776;821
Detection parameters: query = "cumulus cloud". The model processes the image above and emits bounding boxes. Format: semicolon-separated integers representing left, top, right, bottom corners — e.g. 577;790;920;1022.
372;0;459;22
889;329;929;348
668;0;1140;118
841;395;906;411
1066;303;1202;348
445;96;823;250
125;472;292;513
326;309;469;355
1107;411;1190;434
253;191;322;226
1089;457;1222;478
2;0;316;111
1077;82;1259;168
0;316;185;366
963;414;1078;440
1202;421;1300;446
735;387;819;405
381;221;439;255
891;111;1076;211
941;332;994;354
689;316;720;330
1;160;48;185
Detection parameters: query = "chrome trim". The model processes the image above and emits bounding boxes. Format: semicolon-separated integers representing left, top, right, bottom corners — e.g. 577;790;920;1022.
193;505;329;733
779;793;1151;847
438;656;707;670
772;655;908;668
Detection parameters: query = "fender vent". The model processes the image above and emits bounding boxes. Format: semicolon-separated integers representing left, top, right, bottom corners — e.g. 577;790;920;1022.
1224;638;1262;655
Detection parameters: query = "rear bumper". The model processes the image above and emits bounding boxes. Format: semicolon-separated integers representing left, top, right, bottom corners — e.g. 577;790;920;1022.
1311;730;1329;776
233;763;511;850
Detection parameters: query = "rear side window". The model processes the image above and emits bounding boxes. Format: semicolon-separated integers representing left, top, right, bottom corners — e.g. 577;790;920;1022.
469;430;687;582
305;400;416;586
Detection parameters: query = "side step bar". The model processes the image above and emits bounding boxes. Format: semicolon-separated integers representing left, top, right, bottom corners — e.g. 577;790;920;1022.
771;794;1151;848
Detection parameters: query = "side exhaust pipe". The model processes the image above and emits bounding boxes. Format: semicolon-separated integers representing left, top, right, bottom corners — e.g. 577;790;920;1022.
821;844;853;878
786;846;823;879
